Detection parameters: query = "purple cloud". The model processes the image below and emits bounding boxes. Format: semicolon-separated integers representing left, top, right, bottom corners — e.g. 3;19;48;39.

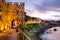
34;0;60;12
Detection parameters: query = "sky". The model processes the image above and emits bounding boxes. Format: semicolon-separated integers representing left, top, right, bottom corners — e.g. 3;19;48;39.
6;0;60;21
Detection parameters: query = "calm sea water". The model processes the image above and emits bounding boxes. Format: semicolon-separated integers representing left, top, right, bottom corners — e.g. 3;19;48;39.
40;27;60;40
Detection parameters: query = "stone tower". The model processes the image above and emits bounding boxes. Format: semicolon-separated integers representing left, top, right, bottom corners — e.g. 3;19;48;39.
0;0;25;31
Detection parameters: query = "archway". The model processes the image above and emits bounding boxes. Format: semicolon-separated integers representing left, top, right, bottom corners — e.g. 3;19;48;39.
11;20;17;28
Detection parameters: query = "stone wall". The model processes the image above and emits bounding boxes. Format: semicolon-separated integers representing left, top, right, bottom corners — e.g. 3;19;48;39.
0;0;25;31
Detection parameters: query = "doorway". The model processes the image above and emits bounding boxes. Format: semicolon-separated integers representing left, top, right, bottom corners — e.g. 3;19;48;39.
11;20;17;28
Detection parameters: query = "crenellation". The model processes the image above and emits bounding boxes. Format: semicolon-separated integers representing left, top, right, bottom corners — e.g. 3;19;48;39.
14;2;19;6
7;2;13;6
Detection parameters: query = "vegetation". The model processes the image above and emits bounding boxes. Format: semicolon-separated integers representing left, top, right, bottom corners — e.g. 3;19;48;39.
23;22;44;36
19;21;60;40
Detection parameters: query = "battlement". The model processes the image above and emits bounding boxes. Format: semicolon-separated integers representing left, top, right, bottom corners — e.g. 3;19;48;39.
6;2;25;12
7;2;13;5
6;2;24;6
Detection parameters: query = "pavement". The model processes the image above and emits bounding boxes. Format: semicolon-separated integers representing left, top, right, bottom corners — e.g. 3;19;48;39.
0;29;19;40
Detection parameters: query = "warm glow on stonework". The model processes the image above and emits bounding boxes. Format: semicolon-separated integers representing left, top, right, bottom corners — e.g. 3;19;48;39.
0;0;25;31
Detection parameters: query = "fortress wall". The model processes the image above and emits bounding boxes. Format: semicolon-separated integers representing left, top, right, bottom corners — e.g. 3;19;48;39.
0;0;25;31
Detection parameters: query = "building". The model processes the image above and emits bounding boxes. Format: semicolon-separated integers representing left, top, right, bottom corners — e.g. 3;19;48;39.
25;15;41;24
0;0;25;31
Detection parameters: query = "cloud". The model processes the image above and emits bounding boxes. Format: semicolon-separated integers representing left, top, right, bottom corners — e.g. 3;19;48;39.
26;0;60;21
27;9;60;21
33;0;60;12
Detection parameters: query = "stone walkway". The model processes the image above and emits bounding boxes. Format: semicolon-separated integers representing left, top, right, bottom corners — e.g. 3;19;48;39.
0;29;19;40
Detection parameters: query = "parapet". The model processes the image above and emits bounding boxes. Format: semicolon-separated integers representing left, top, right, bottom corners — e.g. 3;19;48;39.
14;2;19;6
6;2;25;12
7;2;13;6
6;2;25;7
20;2;25;6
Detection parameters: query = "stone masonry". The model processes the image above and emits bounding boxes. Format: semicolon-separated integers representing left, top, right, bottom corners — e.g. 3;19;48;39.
0;0;25;31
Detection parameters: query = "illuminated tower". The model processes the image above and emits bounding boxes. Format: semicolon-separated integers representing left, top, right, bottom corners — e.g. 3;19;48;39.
0;0;25;31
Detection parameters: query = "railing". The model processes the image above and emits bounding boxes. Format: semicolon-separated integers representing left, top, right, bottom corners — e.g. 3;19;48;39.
19;29;31;40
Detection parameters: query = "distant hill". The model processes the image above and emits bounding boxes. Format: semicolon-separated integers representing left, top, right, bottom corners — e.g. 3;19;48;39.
25;15;31;22
25;15;40;21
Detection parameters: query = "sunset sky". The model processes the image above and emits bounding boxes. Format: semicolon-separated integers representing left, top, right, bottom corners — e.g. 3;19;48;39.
6;0;60;21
